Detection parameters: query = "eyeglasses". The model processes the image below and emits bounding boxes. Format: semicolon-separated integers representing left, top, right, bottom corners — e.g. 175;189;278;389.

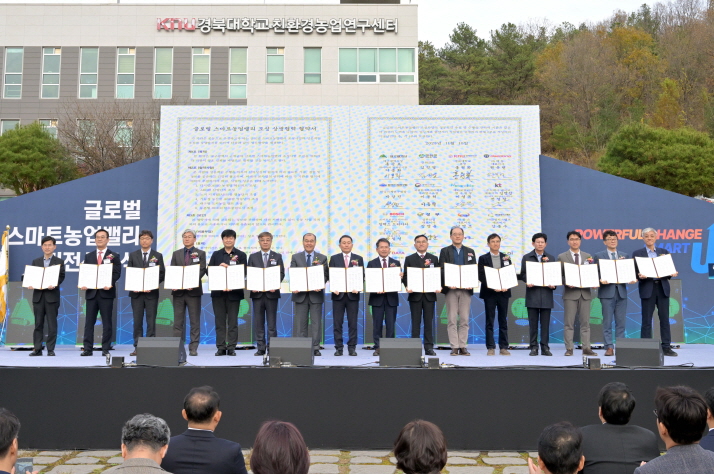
653;409;658;419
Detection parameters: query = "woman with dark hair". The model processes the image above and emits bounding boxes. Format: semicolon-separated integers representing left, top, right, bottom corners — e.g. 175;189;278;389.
394;419;447;474
250;420;310;474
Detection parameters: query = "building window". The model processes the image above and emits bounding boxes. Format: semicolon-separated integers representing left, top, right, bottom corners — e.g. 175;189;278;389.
191;48;210;99
229;47;247;99
339;48;416;83
4;48;23;98
77;119;96;146
115;120;133;147
266;48;284;83
79;47;99;99
39;119;58;138
41;47;61;98
304;48;321;84
0;120;19;135
116;47;136;99
154;48;173;99
152;120;160;149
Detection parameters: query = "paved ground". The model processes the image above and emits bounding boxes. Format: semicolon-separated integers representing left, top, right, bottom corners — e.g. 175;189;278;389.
18;449;537;474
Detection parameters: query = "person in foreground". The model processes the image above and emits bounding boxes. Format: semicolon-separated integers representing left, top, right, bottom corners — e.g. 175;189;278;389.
250;420;309;474
580;382;659;474
528;422;584;474
0;408;24;474
634;386;714;473
701;386;714;452
161;386;247;474
393;420;447;474
104;413;171;474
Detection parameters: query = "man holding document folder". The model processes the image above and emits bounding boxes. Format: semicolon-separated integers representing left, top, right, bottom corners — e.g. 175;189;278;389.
403;234;440;356
27;236;65;356
328;235;363;356
290;233;328;356
518;233;556;356
367;238;401;356
478;233;514;356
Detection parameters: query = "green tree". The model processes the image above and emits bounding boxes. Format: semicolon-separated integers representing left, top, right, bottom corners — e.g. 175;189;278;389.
437;23;493;104
0;122;80;195
599;122;714;196
418;41;451;105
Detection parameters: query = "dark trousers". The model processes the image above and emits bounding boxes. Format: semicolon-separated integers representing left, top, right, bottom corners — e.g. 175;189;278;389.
371;301;397;349
173;294;202;351
253;296;278;351
484;294;509;349
33;296;59;352
528;307;551;351
131;294;158;347
212;294;240;350
640;281;671;348
409;299;435;349
84;296;114;352
333;297;359;350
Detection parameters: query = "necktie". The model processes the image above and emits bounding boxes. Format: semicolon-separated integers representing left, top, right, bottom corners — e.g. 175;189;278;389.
420;254;425;260
574;253;579;265
184;248;190;265
143;252;148;266
97;251;103;264
344;255;349;268
263;253;268;268
537;254;542;262
306;254;312;267
382;258;387;268
611;252;616;260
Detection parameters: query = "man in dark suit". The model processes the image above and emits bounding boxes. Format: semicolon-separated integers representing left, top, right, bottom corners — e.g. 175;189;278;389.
329;234;363;356
170;229;207;357
247;231;285;356
702;387;714;452
517;232;556;356
439;226;477;356
161;386;247;474
403;234;440;356
477;233;511;356
27;236;65;356
593;230;636;357
290;233;328;356
632;227;678;356
81;228;122;356
367;238;401;356
127;230;165;357
580;382;660;474
208;229;246;357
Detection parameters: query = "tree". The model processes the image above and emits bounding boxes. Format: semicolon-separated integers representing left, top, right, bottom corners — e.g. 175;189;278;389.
598;122;714;196
0;122;80;195
418;41;451;105
437;23;493;104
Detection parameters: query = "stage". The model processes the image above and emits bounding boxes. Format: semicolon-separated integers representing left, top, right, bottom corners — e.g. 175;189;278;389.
2;343;713;451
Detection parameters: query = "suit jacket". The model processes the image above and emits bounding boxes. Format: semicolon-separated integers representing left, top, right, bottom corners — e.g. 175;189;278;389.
580;423;660;474
593;249;630;299
634;443;714;474
104;458;170;474
517;250;556;309
632;247;672;299
170;247;207;297
367;256;400;307
30;256;65;304
477;252;512;300
700;429;714;452
438;244;477;295
290;251;329;303
557;250;595;301
83;248;122;299
208;248;247;301
127;249;165;299
247;250;285;299
161;429;248;474
402;252;440;302
328;253;364;301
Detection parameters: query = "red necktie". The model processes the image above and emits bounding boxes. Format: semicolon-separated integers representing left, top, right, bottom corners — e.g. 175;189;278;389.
382;258;387;268
97;251;103;264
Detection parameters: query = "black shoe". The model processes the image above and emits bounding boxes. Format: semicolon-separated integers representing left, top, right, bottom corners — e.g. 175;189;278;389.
102;351;111;356
373;349;380;356
663;348;678;357
189;350;198;356
450;349;459;356
254;350;266;356
227;350;236;356
314;350;321;356
529;349;538;356
81;350;93;356
47;351;55;356
29;351;42;356
334;349;343;356
542;349;553;356
425;349;436;356
215;349;227;356
348;348;357;356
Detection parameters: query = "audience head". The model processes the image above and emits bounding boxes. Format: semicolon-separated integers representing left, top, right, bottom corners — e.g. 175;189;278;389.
182;386;221;427
0;408;20;469
654;385;708;445
536;422;584;474
120;414;170;462
704;386;714;426
250;420;309;474
598;382;636;425
393;420;447;474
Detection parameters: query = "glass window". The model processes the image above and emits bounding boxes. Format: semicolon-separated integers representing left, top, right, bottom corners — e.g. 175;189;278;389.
41;47;61;98
339;49;357;73
398;48;415;73
4;48;23;98
78;119;96;146
0;120;19;135
154;48;173;99
339;48;416;83
304;48;321;84
79;47;98;99
115;120;132;147
229;47;247;99
358;49;377;73
379;49;396;73
39;119;58;138
116;47;135;99
266;47;284;83
192;48;210;99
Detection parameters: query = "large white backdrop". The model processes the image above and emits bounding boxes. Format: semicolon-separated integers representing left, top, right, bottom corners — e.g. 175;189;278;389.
158;105;541;287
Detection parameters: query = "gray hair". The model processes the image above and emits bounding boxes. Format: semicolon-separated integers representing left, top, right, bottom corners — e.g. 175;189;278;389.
121;414;170;452
182;229;197;238
450;226;464;236
642;227;657;237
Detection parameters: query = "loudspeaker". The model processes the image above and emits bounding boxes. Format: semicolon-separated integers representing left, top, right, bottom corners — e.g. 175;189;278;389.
379;338;423;367
137;337;183;367
269;338;313;366
616;338;663;367
111;357;124;368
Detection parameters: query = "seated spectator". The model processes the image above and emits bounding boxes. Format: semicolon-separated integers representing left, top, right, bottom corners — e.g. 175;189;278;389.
528;422;584;474
701;387;714;452
161;386;248;474
580;382;659;473
0;408;21;474
634;386;714;474
105;413;171;474
250;421;309;474
393;420;447;474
